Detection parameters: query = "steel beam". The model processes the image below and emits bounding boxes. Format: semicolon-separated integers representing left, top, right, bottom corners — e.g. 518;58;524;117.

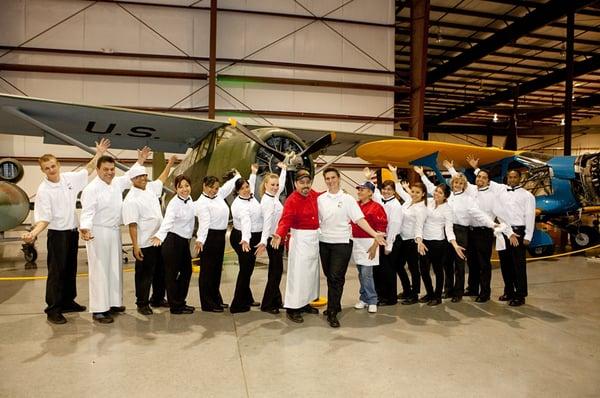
208;0;217;119
409;0;429;139
564;12;575;156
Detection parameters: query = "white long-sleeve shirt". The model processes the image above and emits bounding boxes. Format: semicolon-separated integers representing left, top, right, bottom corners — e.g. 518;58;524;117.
122;180;164;248
195;174;241;244
373;189;403;251
231;195;263;243
154;195;196;241
400;200;427;240
502;186;537;241
34;169;88;230
80;164;145;230
259;169;287;245
416;201;456;241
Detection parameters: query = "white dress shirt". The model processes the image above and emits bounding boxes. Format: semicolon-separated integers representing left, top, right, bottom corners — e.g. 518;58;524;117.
259;169;286;245
416;201;456;241
34;169;88;230
502;186;537;241
231;195;263;243
400;200;427;240
195;174;241;244
122;180;164;248
318;190;365;243
80;164;144;230
373;189;403;252
155;195;195;241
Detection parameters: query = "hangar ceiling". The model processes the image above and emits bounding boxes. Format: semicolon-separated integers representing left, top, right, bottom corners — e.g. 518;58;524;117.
395;0;600;137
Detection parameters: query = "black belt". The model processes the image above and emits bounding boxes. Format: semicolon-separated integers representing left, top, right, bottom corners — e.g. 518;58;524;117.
453;224;469;230
511;225;526;230
470;226;492;231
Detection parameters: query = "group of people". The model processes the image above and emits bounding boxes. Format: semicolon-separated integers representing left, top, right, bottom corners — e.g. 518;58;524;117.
23;140;535;329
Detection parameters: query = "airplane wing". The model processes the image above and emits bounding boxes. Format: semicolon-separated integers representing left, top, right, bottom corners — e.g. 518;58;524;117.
0;93;228;153
248;125;416;156
357;139;518;169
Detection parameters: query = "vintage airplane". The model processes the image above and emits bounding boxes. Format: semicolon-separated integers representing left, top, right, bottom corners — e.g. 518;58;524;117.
357;139;600;256
0;92;404;260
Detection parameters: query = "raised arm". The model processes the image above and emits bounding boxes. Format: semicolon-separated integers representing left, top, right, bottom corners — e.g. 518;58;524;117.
219;171;241;199
275;162;288;197
84;138;111;175
414;166;436;195
157;155;177;184
249;164;258;195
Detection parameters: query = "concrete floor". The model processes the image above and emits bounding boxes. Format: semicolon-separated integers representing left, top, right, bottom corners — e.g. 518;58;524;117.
1;242;599;398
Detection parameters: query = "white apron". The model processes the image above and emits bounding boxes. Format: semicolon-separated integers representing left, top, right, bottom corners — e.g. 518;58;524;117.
352;237;379;266
87;225;123;313
284;228;320;309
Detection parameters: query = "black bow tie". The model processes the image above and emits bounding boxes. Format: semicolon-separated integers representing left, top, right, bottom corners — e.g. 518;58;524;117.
382;197;396;204
454;190;464;196
478;187;489;192
507;186;521;192
202;193;216;200
239;194;253;201
264;192;275;198
178;195;190;203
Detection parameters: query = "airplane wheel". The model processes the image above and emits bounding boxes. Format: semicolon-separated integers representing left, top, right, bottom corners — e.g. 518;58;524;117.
528;244;554;257
22;244;37;263
569;226;600;250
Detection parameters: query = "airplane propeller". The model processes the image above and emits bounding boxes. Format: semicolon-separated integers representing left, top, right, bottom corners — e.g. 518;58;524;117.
229;118;287;161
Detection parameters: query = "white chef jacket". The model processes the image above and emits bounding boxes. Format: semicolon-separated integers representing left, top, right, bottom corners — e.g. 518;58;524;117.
122;180;164;248
34;169;88;230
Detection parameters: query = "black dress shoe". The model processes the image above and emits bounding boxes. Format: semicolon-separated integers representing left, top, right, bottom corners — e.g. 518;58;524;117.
377;300;397;306
47;312;67;324
302;305;319;314
184;305;195;312
475;296;490;303
221;303;229;309
109;306;126;313
150;300;169;308
442;292;451;299
250;301;260;307
204;307;224;313
509;298;525;307
427;299;442;306
326;313;340;328
401;297;418;305
451;296;462;303
397;292;410;300
93;312;114;323
137;306;153;315
171;307;194;314
286;311;304;323
464;290;478;297
263;308;280;315
418;295;431;303
498;294;512;302
62;302;86;313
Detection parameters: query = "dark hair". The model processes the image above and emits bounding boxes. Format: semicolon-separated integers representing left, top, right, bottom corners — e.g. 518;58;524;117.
476;168;490;178
411;181;428;206
381;180;401;201
508;169;522;177
436;183;451;200
234;178;249;195
322;167;340;177
174;174;191;189
203;175;219;187
96;155;115;168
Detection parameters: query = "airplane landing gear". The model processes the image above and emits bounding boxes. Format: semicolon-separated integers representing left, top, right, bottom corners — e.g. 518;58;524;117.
569;226;600;250
21;243;38;263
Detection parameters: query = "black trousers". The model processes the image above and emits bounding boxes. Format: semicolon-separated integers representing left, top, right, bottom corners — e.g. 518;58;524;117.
199;229;227;311
261;237;284;311
45;229;79;314
374;235;408;304
397;239;421;298
161;232;192;310
134;246;165;306
499;226;528;299
420;240;447;299
230;229;261;312
449;224;469;298
319;241;353;313
467;227;494;298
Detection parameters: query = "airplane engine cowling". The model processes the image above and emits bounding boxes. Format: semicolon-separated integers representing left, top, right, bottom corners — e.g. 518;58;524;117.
0;181;30;232
577;153;600;205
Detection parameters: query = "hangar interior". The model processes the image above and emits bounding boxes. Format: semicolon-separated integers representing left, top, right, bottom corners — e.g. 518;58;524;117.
1;1;600;397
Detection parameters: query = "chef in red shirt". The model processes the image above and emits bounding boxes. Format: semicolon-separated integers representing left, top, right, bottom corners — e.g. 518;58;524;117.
271;169;321;324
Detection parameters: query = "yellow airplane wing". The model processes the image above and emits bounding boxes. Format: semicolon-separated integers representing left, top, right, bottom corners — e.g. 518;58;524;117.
356;139;519;169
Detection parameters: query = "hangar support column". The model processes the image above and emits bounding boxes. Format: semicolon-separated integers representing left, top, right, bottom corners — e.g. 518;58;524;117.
408;0;429;140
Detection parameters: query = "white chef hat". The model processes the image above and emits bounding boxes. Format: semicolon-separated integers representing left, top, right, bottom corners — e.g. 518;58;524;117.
129;164;148;179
